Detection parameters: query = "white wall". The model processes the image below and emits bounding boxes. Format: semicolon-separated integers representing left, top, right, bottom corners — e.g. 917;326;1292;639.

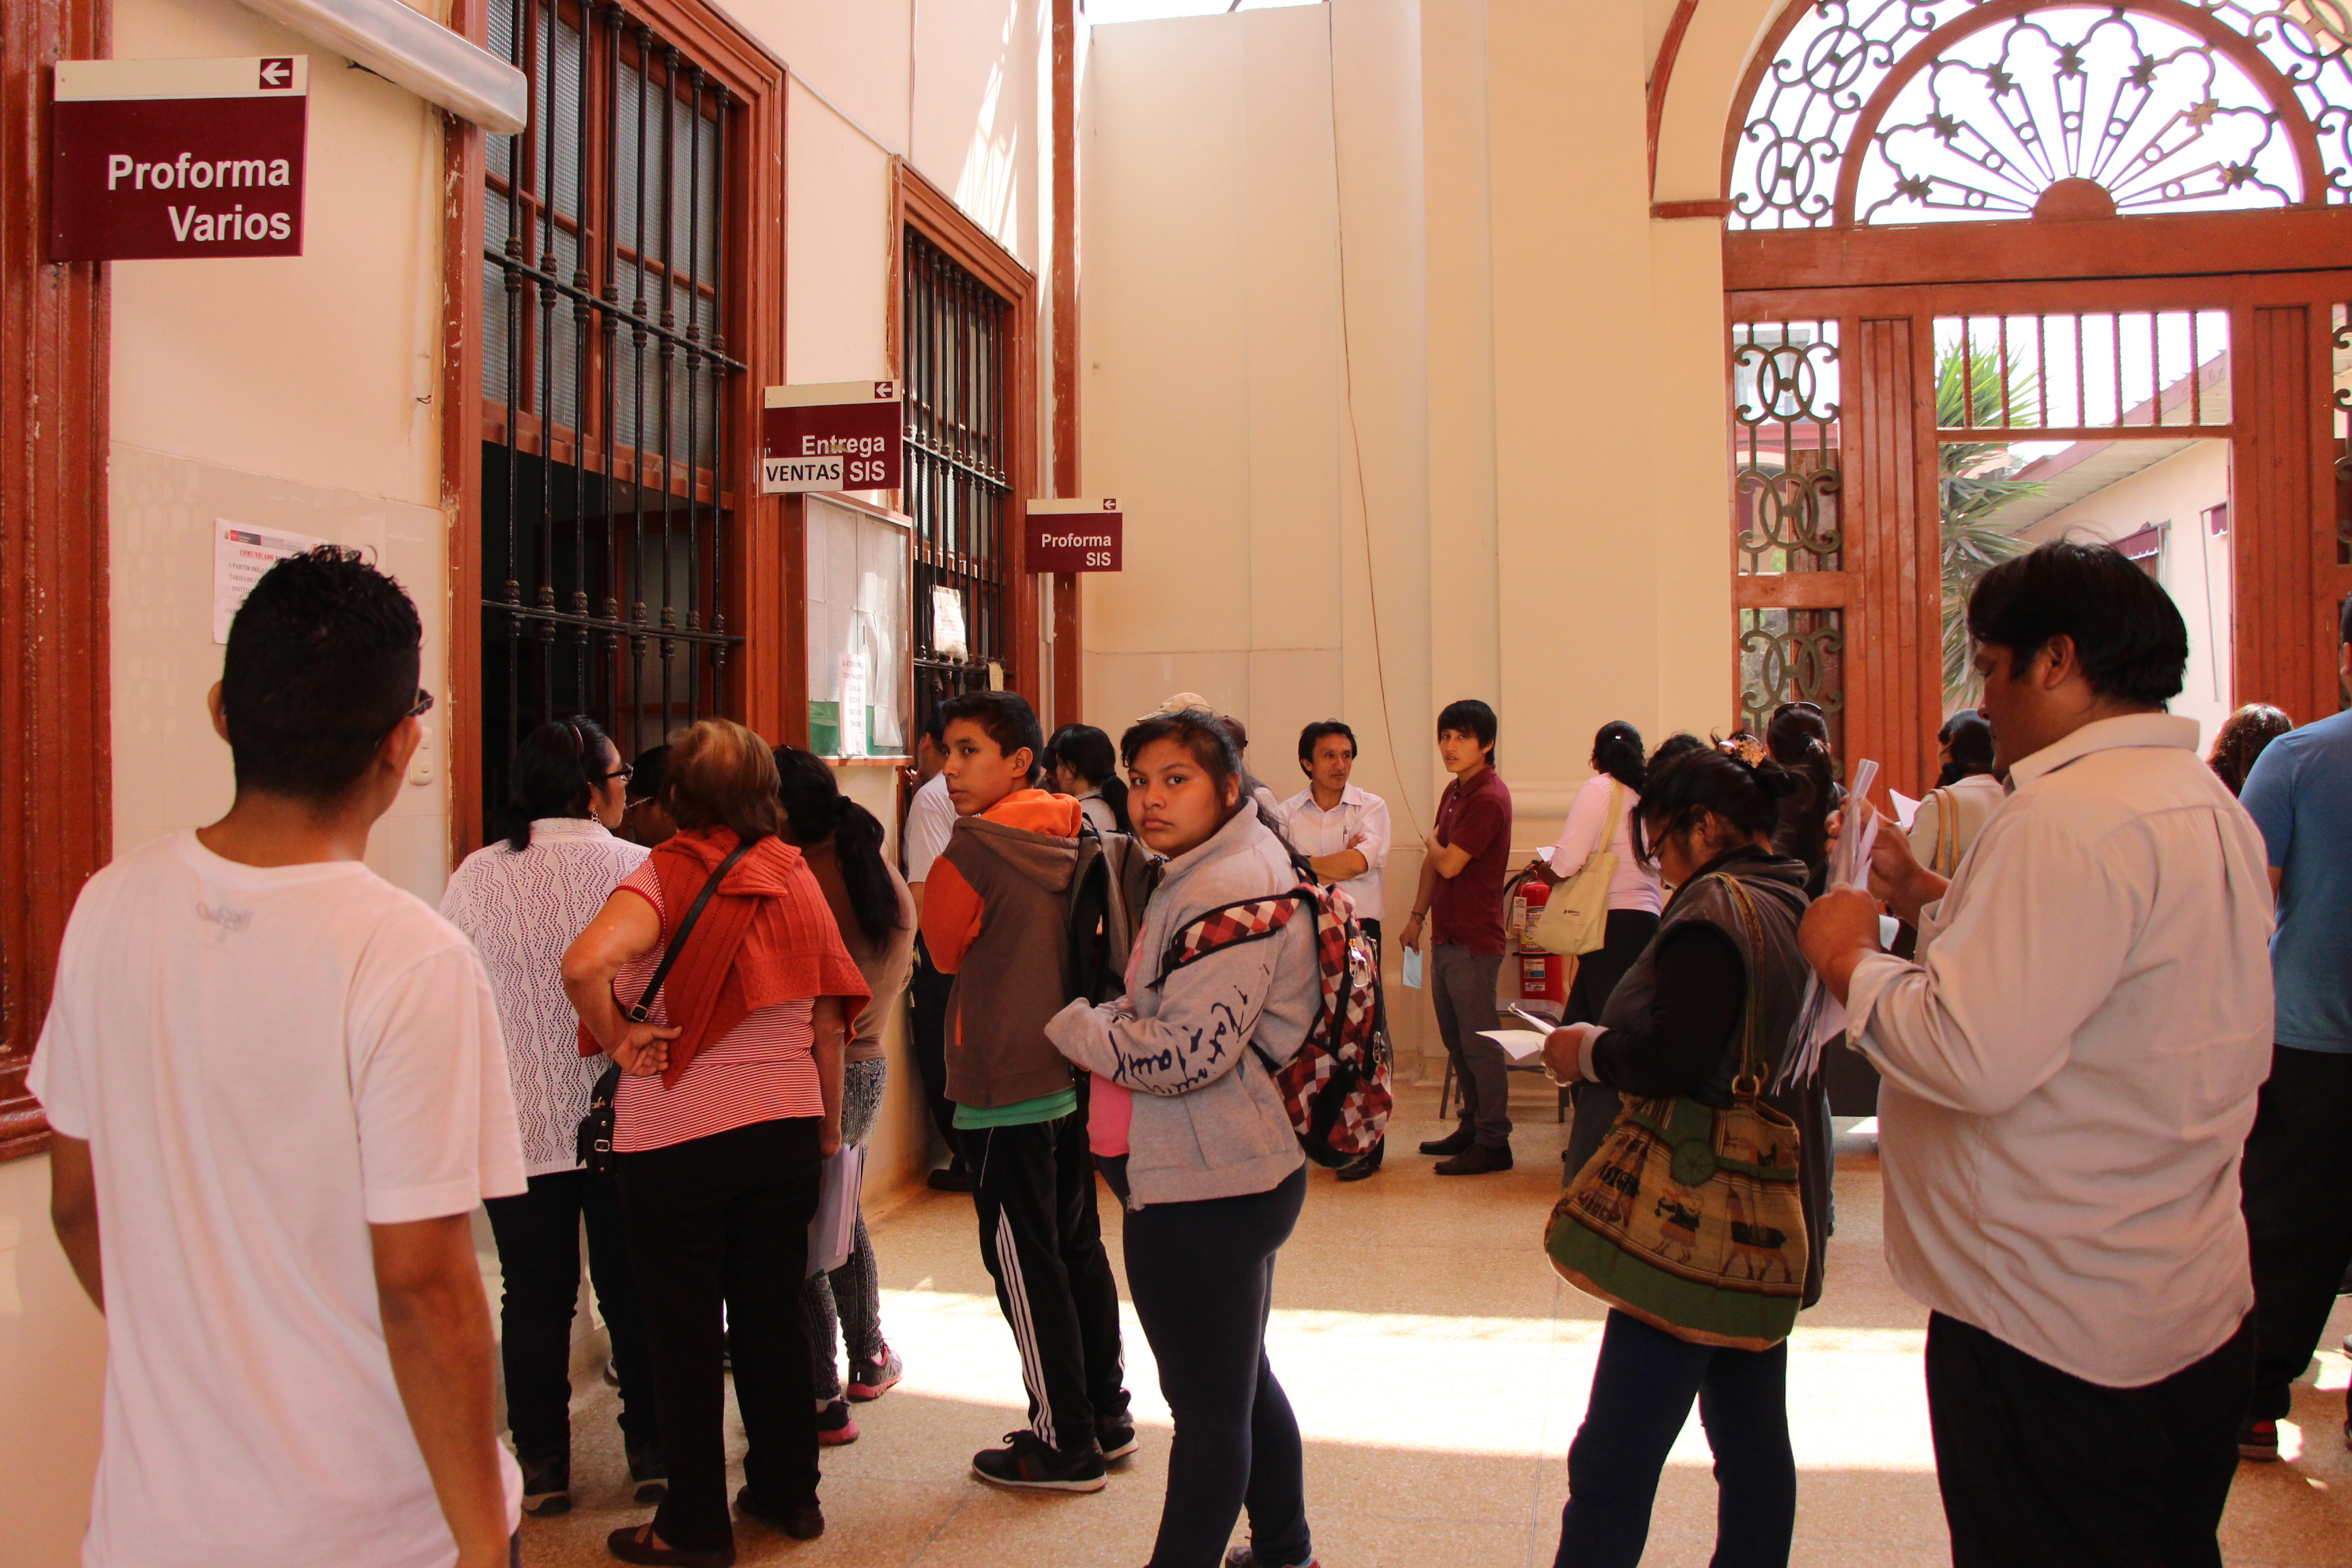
0;1156;109;1568
108;0;455;898
2024;440;2237;747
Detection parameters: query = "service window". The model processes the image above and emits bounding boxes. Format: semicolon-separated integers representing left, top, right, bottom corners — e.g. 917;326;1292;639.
806;494;911;757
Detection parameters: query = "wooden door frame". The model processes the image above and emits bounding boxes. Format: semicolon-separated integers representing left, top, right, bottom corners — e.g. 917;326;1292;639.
442;0;789;859
0;0;112;1160
1730;266;2352;792
888;159;1042;708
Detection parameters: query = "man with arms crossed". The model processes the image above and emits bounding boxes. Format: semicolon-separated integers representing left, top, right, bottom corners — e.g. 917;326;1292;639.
37;548;526;1568
2234;596;2352;1461
1400;699;1516;1176
1277;719;1393;1180
1800;543;2272;1568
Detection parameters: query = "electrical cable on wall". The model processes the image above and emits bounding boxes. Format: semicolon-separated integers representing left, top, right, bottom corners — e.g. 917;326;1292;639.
1323;1;1426;839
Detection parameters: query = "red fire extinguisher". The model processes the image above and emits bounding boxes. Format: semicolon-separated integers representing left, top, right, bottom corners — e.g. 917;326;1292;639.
1511;877;1569;1013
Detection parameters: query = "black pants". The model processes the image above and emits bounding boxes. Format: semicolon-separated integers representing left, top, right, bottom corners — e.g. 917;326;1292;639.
968;1107;1128;1452
617;1117;823;1552
1925;1310;2253;1568
909;938;964;1168
1555;1309;1793;1568
1125;1164;1311;1568
2242;1043;2352;1424
483;1169;657;1463
1561;909;1661;1181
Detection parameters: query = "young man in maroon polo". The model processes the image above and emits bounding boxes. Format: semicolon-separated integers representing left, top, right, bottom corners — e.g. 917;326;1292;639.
1400;699;1516;1174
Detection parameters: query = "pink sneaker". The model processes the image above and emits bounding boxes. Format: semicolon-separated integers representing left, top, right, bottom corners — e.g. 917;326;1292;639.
815;1399;860;1446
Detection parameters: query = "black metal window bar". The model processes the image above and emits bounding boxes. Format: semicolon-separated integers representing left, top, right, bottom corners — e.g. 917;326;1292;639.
904;228;1009;734
481;0;742;834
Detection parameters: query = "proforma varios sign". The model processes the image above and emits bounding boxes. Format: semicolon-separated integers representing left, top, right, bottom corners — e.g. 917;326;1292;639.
760;381;902;493
1024;498;1124;572
50;56;309;261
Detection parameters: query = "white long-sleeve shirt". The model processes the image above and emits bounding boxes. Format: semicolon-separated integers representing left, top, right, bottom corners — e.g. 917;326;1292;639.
1275;783;1391;922
1544;772;1663;915
1844;713;2273;1388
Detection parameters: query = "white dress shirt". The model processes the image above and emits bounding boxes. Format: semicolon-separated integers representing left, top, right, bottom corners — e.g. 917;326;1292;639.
1275;783;1390;923
903;770;956;884
1844;713;2274;1388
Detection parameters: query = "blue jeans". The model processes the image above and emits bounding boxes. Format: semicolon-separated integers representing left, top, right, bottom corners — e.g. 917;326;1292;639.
1555;1310;1795;1568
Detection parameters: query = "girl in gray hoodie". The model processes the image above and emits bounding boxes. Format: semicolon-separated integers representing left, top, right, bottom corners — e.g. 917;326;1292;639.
1047;710;1322;1568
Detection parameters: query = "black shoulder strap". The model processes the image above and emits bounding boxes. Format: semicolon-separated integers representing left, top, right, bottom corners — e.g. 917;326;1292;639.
625;836;762;1024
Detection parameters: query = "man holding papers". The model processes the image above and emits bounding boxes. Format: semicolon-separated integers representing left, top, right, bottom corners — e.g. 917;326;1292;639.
1798;544;2272;1568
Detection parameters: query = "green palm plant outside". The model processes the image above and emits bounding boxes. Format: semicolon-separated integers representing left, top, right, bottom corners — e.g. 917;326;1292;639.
1938;345;2045;707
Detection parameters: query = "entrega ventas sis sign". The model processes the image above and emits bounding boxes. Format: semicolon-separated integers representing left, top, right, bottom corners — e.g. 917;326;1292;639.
51;56;309;261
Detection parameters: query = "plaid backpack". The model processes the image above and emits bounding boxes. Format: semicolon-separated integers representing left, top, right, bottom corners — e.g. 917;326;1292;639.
1156;880;1394;1167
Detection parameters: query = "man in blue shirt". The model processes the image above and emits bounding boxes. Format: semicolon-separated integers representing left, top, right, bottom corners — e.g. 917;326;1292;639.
2236;596;2352;1462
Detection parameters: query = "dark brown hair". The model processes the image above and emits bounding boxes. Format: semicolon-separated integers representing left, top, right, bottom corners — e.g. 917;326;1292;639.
664;718;785;840
2207;704;2292;797
1122;709;1247;821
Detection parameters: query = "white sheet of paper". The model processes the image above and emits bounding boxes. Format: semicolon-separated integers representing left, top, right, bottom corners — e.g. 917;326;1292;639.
1401;947;1424;989
1890;788;1921;831
1480;1028;1551;1062
931;585;969;662
213;521;322;644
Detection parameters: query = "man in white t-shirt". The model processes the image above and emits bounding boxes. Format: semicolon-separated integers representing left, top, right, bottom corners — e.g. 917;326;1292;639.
902;707;970;1189
33;547;527;1568
1275;719;1392;1180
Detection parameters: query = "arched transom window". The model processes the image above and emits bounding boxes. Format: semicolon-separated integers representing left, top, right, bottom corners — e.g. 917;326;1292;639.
1731;0;2352;229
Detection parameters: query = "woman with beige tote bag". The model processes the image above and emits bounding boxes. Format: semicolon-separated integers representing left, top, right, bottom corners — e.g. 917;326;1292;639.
1527;722;1667;1178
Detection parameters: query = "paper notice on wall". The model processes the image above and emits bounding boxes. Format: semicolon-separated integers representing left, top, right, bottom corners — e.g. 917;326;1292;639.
213;521;321;643
931;586;968;662
838;653;868;755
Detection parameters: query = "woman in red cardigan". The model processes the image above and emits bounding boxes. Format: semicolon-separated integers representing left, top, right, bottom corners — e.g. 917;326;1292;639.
564;719;869;1566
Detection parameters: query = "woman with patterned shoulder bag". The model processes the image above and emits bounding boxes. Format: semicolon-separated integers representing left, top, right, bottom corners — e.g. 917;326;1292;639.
1536;744;1833;1568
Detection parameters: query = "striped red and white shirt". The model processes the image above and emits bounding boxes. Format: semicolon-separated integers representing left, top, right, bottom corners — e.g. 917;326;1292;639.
609;860;821;1152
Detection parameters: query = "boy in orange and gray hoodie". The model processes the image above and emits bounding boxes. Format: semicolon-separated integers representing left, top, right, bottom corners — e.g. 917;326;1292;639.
919;689;1132;1493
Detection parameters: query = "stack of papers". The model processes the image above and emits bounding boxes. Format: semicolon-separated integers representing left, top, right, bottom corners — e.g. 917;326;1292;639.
1479;1029;1551;1062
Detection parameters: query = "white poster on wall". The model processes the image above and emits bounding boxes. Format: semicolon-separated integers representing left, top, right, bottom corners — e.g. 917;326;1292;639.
838;653;868;755
932;585;969;662
213;520;321;643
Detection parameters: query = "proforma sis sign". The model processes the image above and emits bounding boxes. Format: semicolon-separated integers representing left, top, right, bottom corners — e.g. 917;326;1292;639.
51;56;308;261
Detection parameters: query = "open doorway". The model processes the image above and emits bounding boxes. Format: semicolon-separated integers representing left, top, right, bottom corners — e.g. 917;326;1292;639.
1932;310;2236;749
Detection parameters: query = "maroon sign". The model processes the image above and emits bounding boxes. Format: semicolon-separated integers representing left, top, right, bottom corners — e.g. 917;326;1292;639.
1024;500;1124;572
761;380;902;491
51;56;308;262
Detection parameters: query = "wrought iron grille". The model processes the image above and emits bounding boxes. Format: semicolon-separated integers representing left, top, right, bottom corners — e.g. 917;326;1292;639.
1733;320;1846;747
1730;1;2352;230
1734;321;1843;574
1935;310;2232;431
2336;303;2352;566
904;228;1011;732
480;0;742;832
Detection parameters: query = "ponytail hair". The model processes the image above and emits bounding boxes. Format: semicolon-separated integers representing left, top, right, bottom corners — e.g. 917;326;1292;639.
1635;741;1804;866
1763;702;1838;875
1046;723;1131;832
772;745;901;945
1590;720;1646;792
504;716;614;852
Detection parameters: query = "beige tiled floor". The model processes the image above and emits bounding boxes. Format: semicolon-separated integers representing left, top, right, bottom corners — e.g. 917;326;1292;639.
522;1083;2352;1567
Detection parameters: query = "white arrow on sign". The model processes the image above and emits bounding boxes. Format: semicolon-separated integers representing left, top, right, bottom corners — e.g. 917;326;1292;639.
259;57;292;88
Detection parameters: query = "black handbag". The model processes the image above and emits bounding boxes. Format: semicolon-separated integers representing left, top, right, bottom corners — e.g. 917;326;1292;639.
576;837;762;1175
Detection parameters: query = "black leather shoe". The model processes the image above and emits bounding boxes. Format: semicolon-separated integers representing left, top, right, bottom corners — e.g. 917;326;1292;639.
1435;1141;1513;1175
1418;1126;1474;1157
927;1164;977;1193
736;1486;824;1540
606;1525;734;1567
